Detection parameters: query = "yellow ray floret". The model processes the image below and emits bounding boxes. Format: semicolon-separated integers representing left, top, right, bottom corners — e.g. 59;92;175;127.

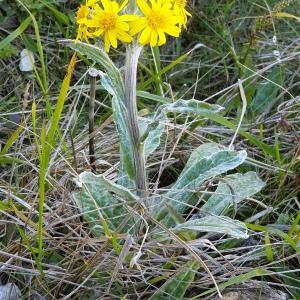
130;0;182;47
76;0;98;42
170;0;192;28
78;0;136;52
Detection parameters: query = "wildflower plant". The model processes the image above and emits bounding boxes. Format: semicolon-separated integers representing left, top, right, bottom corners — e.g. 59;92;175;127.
64;0;265;292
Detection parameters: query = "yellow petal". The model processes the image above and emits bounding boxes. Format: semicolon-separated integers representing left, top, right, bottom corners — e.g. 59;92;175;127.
130;18;147;35
86;0;98;6
158;29;166;45
104;32;110;52
116;30;133;42
119;14;139;22
94;3;104;14
81;19;99;27
150;30;158;47
108;30;118;48
137;0;151;16
118;0;129;12
101;0;111;11
116;21;129;31
93;28;104;36
139;27;152;44
164;25;181;37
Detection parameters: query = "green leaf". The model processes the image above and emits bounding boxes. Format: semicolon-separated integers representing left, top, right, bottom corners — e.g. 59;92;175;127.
247;223;300;253
156;99;223;117
276;265;300;299
150;260;199;300
64;40;124;98
140;117;165;159
101;73;136;182
156;143;247;225
65;41;135;183
22;33;38;52
173;216;249;239
141;101;223;158
202;172;265;215
73;172;137;235
199;111;276;157
0;156;23;164
39;0;69;25
0;43;18;59
250;67;285;115
139;44;202;91
0;17;31;52
264;232;274;262
0;124;24;155
137;90;170;104
191;268;269;299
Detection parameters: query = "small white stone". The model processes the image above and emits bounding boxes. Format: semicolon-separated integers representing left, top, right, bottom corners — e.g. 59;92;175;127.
273;50;281;57
19;49;35;72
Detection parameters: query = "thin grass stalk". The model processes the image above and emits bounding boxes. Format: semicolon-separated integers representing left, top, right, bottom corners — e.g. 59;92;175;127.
124;44;147;198
37;53;77;266
17;0;52;119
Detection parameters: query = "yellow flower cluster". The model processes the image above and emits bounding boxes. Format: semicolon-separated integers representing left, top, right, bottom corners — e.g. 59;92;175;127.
76;0;191;52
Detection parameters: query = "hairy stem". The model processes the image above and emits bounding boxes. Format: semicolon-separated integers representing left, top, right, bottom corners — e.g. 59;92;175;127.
124;44;146;198
89;74;96;173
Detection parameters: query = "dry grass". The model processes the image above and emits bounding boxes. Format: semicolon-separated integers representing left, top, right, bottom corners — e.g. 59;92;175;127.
0;0;300;299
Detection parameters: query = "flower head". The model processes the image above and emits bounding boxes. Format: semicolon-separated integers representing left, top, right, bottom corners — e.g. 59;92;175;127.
130;0;181;47
78;0;136;52
76;0;98;42
170;0;192;28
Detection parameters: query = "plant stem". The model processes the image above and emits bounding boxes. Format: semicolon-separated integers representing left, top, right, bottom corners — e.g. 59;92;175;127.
124;44;146;198
89;73;96;173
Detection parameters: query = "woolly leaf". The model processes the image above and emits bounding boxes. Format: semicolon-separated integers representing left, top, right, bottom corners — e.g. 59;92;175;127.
142;100;223;158
202;172;265;215
66;41;136;183
173;215;248;239
155;143;247;226
73;172;137;235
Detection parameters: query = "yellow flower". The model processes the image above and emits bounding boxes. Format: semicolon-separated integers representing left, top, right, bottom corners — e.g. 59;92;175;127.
76;0;98;42
78;0;136;52
170;0;192;28
130;0;181;47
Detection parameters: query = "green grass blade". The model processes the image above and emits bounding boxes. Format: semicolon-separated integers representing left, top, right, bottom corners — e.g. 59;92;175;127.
247;223;300;253
288;211;300;237
0;17;31;51
192;268;269;298
150;260;200;300
1;124;24;155
139;48;193;90
38;0;69;25
37;53;77;264
200;112;277;157
264;232;274;262
17;0;51;119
